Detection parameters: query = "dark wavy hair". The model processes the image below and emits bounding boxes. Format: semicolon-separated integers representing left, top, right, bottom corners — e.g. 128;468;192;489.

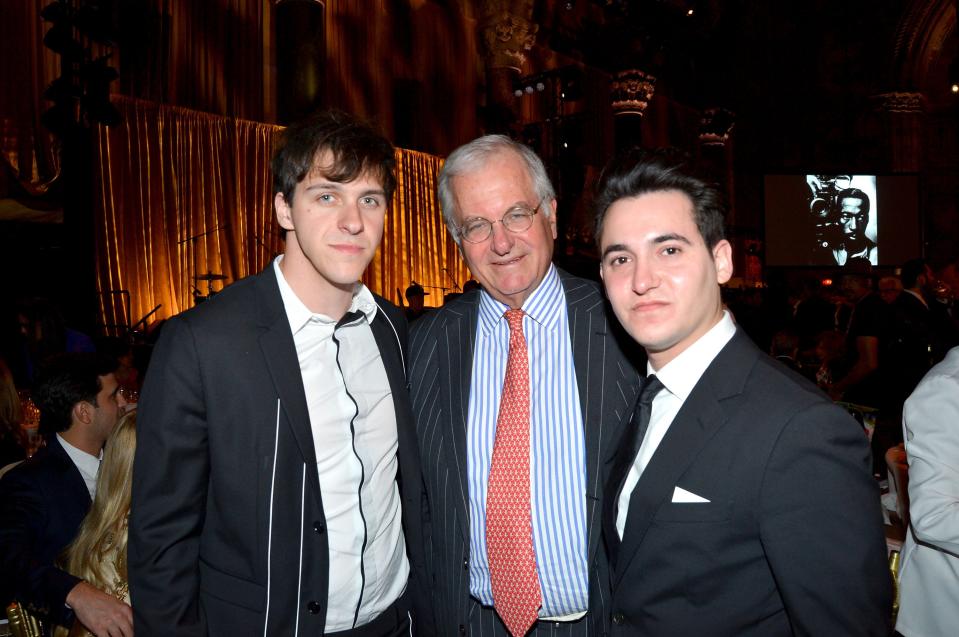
836;187;870;218
33;353;117;436
270;110;396;206
593;147;727;250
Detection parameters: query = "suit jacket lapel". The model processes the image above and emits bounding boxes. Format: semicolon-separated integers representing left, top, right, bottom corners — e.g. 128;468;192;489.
561;271;637;566
368;307;419;489
438;298;478;541
253;269;323;509
613;330;756;585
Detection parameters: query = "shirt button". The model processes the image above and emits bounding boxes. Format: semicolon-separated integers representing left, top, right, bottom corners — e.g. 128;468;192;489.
313;522;325;534
308;601;322;615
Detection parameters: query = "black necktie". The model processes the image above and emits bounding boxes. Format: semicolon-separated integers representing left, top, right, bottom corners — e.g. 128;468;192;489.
608;374;666;560
631;374;664;460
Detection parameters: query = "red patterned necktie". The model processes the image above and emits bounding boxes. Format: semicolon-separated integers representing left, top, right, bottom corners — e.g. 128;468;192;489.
486;309;542;637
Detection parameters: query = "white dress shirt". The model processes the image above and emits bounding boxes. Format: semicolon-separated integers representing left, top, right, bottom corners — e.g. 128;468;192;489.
58;434;100;500
273;257;409;632
616;311;736;538
467;266;589;619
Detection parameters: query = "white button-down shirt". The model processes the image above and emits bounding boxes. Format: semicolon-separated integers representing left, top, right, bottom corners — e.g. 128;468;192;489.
58;434;100;500
274;257;409;631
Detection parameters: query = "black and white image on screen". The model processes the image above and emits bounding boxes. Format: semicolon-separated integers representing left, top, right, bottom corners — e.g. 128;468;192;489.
806;174;878;266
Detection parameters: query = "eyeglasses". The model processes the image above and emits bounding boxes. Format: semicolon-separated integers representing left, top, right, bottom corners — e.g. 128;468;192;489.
457;198;546;244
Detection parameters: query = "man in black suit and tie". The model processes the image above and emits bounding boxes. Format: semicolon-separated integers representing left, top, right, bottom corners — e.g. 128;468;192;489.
0;352;131;636
409;135;640;636
594;149;892;635
129;111;429;636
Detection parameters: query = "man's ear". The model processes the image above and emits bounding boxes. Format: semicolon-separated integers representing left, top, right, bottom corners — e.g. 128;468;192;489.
548;198;558;240
713;239;733;285
275;192;294;231
73;401;93;425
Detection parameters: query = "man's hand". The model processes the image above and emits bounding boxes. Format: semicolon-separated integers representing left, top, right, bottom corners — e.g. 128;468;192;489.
66;581;134;637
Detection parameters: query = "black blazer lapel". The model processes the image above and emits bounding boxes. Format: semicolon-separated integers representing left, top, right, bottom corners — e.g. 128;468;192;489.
613;330;756;585
253;269;323;509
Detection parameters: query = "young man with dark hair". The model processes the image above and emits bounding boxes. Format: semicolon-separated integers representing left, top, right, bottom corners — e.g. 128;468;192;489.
129;110;430;636
594;149;891;635
0;352;130;636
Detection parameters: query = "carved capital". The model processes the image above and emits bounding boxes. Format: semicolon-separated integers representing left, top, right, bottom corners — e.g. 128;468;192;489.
873;91;925;114
481;13;538;72
699;108;735;146
611;69;656;116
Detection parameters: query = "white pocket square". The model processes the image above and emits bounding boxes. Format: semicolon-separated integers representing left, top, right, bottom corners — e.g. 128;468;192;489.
671;486;711;503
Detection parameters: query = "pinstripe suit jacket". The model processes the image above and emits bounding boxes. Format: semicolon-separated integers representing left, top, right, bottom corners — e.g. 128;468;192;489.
409;270;641;636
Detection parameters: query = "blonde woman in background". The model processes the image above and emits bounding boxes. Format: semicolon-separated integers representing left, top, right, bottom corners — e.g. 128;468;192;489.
57;411;136;637
0;358;27;468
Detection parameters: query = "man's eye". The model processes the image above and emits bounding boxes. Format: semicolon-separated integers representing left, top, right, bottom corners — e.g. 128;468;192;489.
505;211;530;223
465;221;489;233
662;246;680;256
607;255;629;266
360;196;381;207
318;193;335;203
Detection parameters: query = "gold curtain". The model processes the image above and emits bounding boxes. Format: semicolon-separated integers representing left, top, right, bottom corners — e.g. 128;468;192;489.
94;96;467;332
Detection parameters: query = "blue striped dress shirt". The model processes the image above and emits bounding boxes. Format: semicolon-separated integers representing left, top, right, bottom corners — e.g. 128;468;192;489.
467;265;588;617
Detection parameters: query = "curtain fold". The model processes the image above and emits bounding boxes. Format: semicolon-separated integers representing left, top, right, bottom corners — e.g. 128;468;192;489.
94;96;467;333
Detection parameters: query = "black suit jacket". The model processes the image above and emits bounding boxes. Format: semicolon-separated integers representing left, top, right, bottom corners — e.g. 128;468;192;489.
0;435;89;627
604;330;892;636
129;266;430;636
409;270;641;636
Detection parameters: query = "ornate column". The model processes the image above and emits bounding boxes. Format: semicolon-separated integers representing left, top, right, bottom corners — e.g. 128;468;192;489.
479;2;537;133
873;91;925;172
610;69;656;151
698;108;743;275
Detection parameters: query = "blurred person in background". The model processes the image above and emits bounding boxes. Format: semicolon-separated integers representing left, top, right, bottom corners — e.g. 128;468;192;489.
56;410;137;637
0;358;27;468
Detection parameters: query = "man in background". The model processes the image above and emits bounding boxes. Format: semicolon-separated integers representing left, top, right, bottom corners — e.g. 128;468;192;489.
0;352;130;636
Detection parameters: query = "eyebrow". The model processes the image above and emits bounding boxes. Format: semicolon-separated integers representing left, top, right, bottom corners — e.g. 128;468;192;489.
601;232;693;259
303;182;386;198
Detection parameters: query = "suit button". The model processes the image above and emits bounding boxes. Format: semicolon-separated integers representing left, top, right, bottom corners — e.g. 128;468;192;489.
313;522;325;534
308;601;322;615
458;625;467;635
463;557;469;570
612;613;625;625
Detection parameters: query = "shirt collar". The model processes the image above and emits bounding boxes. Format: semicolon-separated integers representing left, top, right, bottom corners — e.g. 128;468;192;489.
273;256;378;334
903;289;928;309
57;433;101;472
650;310;736;403
477;264;564;336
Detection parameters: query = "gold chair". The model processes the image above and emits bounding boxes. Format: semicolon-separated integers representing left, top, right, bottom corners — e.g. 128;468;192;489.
5;602;42;637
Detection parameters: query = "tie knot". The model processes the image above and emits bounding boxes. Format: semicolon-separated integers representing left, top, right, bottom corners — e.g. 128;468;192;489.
639;374;664;406
504;309;525;333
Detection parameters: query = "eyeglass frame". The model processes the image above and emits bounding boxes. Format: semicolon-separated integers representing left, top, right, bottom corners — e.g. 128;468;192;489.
455;197;549;244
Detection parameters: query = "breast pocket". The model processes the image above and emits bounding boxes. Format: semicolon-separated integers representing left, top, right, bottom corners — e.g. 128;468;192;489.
653;501;732;523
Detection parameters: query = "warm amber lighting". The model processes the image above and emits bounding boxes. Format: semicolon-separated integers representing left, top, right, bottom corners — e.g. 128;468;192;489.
822;278;833;287
687;9;694;16
952;83;959;94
